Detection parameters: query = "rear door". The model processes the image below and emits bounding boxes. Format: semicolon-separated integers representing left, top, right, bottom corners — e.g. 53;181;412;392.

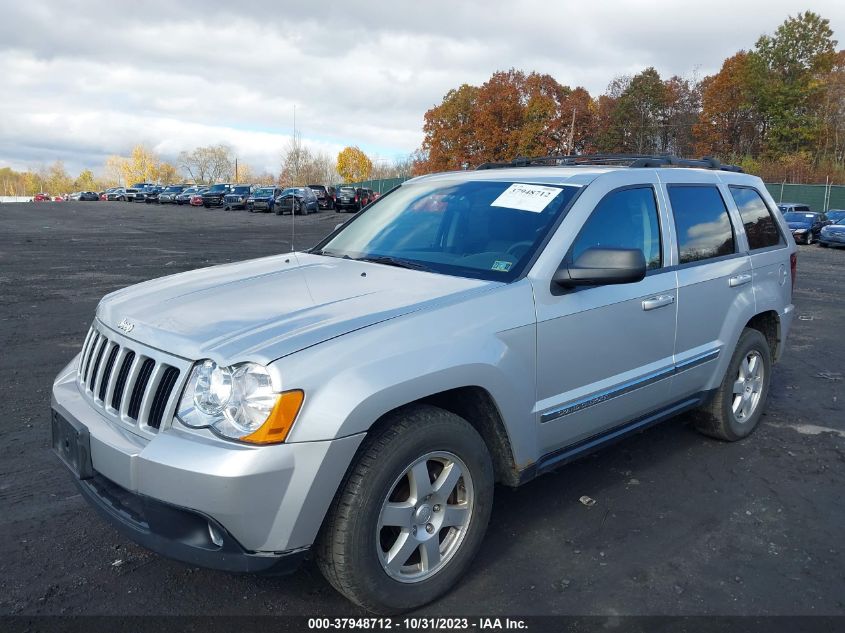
662;176;756;401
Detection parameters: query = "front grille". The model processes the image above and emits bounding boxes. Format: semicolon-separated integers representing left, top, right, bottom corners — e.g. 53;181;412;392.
77;324;186;434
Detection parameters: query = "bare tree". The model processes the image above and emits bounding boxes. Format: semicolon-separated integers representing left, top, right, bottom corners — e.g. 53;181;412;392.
178;144;234;184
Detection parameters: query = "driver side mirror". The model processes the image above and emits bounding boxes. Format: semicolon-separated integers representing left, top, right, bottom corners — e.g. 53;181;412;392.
553;247;647;288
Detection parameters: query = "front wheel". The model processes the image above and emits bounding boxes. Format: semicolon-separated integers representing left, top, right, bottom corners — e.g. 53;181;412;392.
316;405;494;614
693;328;772;441
805;232;813;245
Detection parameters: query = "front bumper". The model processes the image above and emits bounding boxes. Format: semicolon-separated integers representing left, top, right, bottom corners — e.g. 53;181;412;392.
51;357;364;567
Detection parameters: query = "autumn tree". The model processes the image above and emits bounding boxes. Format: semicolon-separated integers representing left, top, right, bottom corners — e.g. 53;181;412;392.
694;52;766;158
336;146;373;183
74;169;97;191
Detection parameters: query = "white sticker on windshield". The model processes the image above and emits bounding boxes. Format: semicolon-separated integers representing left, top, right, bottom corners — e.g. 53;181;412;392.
491;183;562;213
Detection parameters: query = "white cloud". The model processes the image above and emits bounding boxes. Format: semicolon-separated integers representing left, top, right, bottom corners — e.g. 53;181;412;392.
1;0;844;175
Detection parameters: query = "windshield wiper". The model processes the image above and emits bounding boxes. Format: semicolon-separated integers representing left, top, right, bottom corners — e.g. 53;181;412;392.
354;255;433;272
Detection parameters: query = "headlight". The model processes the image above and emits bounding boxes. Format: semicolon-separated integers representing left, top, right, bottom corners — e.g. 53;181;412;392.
176;360;303;444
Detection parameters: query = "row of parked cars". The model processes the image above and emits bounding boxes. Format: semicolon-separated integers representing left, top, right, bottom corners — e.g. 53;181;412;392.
92;183;382;214
777;202;845;247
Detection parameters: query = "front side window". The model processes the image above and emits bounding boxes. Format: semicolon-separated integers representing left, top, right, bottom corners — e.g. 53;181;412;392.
729;187;783;250
669;186;736;264
314;180;579;282
569;187;662;270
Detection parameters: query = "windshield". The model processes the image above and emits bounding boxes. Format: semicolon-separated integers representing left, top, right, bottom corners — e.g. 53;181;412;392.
834;218;845;225
164;186;183;192
339;187;356;194
232;186;250;194
826;211;845;222
783;212;816;222
207;184;228;192
313;180;579;282
254;188;274;196
282;188;303;195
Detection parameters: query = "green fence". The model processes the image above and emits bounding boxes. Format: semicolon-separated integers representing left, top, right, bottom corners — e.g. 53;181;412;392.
764;183;845;212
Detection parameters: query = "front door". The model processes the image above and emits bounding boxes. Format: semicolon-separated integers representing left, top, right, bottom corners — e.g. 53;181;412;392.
534;183;678;455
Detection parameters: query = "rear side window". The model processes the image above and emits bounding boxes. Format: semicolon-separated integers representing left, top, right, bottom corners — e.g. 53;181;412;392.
669;186;736;264
729;187;783;250
570;187;662;270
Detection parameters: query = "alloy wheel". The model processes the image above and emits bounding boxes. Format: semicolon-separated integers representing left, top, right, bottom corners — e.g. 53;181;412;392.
732;350;764;422
377;451;474;583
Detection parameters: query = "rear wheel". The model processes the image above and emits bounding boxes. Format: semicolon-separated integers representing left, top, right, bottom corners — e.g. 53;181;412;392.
316;405;494;614
693;328;772;441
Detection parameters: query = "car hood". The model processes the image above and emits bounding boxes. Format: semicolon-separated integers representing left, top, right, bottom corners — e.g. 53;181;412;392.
96;252;496;365
787;221;812;229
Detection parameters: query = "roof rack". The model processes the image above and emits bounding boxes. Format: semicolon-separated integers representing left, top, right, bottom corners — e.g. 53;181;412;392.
475;154;744;173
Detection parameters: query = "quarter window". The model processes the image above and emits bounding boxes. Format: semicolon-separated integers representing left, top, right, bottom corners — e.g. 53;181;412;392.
729;187;783;250
570;187;662;270
669;186;736;264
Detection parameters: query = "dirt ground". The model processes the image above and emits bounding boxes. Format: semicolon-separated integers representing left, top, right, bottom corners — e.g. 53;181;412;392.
1;201;843;617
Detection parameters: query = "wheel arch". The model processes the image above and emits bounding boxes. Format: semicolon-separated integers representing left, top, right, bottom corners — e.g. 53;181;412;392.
744;310;781;362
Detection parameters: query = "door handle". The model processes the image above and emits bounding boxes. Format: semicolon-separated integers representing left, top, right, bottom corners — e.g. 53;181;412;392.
642;294;675;311
729;273;752;288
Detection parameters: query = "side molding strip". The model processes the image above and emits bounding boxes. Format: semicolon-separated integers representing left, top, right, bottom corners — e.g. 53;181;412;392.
540;348;720;424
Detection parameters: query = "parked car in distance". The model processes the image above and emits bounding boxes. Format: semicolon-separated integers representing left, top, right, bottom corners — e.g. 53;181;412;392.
175;186;206;205
79;191;100;201
274;186;318;215
335;186;361;212
106;188;129;201
819;217;845;248
825;209;845;224
201;183;233;208
52;154;797;614
33;193;51;202
783;211;829;244
68;192;83;201
189;193;205;206
308;184;335;210
247;187;283;213
777;202;811;214
223;185;253;211
135;186;164;203
158;185;188;204
127;183;155;202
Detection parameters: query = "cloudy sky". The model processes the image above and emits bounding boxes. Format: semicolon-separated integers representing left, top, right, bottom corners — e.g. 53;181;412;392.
1;0;844;176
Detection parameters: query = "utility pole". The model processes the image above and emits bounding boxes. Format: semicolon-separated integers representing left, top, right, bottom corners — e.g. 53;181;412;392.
235;158;238;183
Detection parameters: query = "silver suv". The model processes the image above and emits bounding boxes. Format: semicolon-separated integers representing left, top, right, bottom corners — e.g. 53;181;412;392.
51;155;796;613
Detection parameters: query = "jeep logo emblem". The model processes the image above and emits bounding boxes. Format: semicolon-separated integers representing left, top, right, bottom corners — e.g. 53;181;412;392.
117;318;135;334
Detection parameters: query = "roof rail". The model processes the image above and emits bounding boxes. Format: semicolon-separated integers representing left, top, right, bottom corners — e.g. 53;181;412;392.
475;154;744;173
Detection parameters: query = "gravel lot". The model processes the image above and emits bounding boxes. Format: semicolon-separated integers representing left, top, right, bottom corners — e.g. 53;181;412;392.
1;201;844;617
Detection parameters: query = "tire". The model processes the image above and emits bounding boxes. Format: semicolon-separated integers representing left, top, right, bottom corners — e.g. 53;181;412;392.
316;405;494;614
274;207;283;216
805;233;813;245
119;196;125;202
692;328;772;441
